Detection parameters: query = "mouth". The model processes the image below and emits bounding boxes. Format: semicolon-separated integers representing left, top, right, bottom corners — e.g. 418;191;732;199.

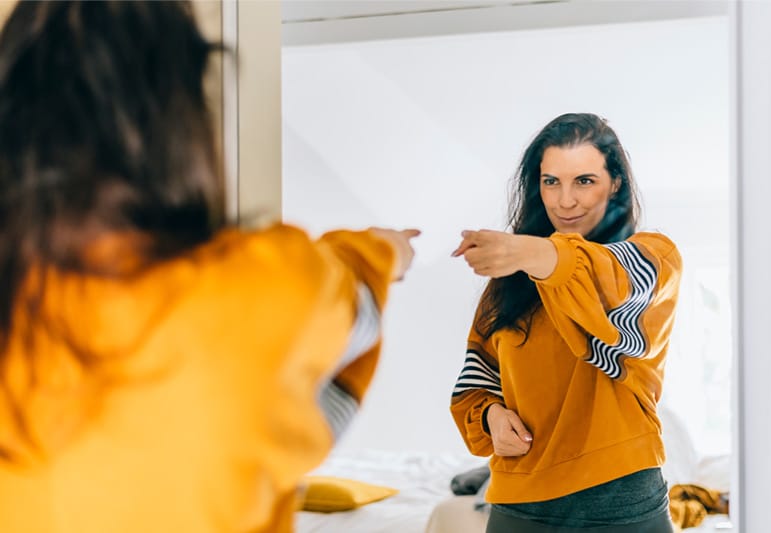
557;215;584;225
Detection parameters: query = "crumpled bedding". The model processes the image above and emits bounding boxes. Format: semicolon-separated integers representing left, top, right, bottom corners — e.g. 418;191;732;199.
669;483;729;530
295;449;485;533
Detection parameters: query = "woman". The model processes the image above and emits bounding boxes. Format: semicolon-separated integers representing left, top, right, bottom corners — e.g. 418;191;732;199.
0;2;418;532
451;113;681;532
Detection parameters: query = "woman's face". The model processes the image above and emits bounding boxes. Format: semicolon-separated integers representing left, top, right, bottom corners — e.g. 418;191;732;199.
539;144;620;236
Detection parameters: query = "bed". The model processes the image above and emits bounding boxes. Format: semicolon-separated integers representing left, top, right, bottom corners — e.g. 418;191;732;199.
296;407;732;533
295;449;487;533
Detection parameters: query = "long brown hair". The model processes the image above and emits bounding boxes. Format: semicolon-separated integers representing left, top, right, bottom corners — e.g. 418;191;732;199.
0;1;224;348
476;113;641;341
0;1;224;459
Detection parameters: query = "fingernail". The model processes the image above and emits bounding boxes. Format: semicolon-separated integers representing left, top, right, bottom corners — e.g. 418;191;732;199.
523;434;533;442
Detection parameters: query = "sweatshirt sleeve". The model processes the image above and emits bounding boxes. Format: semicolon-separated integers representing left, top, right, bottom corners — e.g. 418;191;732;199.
228;224;397;501
449;309;505;457
313;229;398;440
532;231;682;391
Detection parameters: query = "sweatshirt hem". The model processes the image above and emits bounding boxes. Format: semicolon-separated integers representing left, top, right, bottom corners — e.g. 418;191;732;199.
485;431;665;503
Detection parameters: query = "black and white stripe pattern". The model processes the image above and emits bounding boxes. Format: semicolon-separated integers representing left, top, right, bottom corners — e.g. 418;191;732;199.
337;283;380;369
319;283;380;438
587;241;657;379
452;350;503;398
318;381;358;440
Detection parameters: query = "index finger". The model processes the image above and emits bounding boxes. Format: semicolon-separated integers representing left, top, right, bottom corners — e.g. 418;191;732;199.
454;234;485;257
451;230;481;257
400;228;421;239
506;411;533;443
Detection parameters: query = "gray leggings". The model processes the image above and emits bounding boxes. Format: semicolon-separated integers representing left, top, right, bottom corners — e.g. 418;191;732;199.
486;507;675;533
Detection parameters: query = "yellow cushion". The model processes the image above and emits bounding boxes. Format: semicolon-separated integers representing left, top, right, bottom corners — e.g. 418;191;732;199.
300;476;398;512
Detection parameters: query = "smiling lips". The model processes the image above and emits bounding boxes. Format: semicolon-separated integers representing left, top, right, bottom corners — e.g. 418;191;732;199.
557;215;584;225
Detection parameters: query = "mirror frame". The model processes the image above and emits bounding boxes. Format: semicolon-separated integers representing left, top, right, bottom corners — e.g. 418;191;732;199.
228;1;771;529
733;1;771;531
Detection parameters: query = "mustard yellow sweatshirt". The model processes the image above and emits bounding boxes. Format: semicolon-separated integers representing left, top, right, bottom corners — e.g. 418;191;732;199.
0;224;396;533
451;231;682;503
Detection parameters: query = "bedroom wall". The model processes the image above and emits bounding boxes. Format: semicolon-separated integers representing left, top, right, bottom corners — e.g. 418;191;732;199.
282;16;731;456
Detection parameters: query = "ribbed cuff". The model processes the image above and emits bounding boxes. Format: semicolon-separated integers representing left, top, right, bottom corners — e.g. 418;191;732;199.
529;233;579;288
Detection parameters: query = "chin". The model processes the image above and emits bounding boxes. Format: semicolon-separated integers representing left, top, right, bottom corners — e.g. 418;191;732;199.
554;226;586;235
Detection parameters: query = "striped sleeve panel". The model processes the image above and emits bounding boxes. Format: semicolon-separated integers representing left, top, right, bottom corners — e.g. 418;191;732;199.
318;282;380;439
587;241;657;379
452;341;503;399
335;283;380;371
319;381;359;440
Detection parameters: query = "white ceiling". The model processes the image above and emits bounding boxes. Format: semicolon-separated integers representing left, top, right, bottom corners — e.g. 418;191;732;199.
281;1;539;23
280;0;728;46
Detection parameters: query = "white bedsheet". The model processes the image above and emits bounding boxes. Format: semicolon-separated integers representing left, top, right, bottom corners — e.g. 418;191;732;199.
294;415;735;533
295;449;486;533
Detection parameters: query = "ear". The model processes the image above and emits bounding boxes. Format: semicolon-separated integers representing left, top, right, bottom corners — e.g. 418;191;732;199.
611;177;621;196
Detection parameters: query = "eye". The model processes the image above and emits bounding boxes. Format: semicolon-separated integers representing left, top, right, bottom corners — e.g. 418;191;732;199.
577;177;595;185
542;177;558;186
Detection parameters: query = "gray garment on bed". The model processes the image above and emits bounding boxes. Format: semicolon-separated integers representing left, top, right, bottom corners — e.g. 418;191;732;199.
450;465;491;496
491;467;670;527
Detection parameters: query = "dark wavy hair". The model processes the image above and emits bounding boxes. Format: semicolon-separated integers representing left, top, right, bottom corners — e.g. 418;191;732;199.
475;113;641;341
0;1;225;459
0;1;224;349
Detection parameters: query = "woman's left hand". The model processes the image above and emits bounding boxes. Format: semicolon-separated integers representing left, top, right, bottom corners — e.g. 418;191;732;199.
451;229;557;279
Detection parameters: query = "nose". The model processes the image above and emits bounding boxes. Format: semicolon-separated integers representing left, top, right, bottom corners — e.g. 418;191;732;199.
558;185;578;209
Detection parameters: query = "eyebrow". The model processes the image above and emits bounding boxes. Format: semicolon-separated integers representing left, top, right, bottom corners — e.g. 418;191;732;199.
541;173;600;180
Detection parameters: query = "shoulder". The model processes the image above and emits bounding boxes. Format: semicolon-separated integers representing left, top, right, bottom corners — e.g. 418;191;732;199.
626;231;682;276
222;223;317;259
628;231;678;252
202;223;322;269
628;232;680;261
190;223;334;301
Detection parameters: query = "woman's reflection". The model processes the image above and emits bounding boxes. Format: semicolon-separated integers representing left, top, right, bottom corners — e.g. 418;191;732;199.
450;113;682;532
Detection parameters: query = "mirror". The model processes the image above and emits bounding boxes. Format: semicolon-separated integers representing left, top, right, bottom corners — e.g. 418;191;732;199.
279;1;734;532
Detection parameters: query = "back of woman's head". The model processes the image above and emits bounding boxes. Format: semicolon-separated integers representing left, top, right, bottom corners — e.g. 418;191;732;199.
511;112;639;243
0;1;223;345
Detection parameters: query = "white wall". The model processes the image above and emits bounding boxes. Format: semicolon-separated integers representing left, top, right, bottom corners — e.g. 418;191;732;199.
282;16;730;455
